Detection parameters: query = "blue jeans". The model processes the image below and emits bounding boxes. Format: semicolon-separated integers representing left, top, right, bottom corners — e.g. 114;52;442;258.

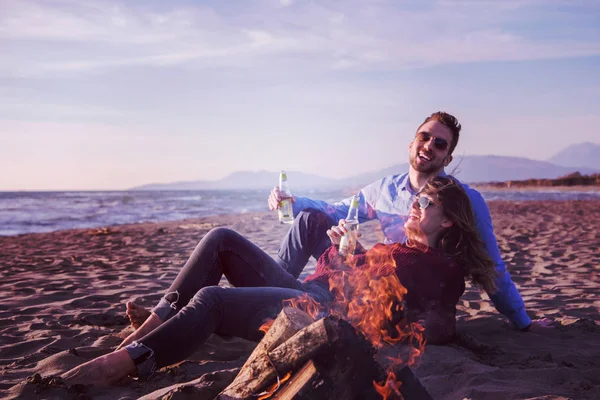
125;226;332;376
276;208;335;279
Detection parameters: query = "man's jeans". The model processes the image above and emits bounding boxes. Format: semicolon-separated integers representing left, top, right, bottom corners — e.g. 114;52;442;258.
276;208;335;279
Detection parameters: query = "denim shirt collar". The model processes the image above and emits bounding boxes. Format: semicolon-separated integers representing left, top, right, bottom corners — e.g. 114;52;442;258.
399;169;447;195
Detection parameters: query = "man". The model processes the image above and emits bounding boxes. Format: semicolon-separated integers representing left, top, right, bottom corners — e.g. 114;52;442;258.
269;111;548;331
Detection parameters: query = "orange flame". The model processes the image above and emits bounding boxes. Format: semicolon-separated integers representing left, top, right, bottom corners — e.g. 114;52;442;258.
373;371;403;400
262;244;426;399
259;318;275;335
328;245;426;396
256;371;292;400
282;293;321;320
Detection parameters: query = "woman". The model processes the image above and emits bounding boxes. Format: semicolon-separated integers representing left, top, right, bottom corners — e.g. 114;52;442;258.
62;176;496;386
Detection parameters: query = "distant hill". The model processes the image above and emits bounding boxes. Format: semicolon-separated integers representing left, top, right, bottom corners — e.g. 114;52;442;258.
481;172;600;188
131;154;600;190
444;155;599;183
132;170;340;190
548;142;600;170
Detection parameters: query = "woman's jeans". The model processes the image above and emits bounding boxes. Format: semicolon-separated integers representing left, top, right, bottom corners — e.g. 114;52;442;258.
125;225;332;375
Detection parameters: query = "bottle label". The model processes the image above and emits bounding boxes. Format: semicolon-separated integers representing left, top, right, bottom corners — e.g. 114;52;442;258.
278;198;294;224
339;220;359;256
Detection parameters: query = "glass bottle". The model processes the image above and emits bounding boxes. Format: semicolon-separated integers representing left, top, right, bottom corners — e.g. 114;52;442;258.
339;194;360;256
278;170;294;224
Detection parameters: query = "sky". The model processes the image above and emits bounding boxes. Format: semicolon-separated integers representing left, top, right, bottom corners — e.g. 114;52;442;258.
1;0;599;191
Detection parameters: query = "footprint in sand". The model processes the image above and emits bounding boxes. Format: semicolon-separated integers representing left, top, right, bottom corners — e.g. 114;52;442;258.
77;313;128;327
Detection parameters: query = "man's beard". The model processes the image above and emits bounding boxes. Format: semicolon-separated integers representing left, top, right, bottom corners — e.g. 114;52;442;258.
410;154;445;174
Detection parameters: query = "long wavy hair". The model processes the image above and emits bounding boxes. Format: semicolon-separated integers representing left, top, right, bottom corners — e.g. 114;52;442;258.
419;176;497;293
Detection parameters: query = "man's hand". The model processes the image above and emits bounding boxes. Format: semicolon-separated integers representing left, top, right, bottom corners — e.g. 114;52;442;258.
522;317;555;332
268;186;295;211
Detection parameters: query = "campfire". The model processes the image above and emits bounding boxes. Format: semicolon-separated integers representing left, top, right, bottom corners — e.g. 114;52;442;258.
216;249;431;400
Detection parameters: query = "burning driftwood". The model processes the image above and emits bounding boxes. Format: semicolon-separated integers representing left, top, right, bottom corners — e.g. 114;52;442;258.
216;307;432;400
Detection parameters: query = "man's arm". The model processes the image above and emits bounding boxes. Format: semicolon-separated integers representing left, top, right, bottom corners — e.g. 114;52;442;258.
466;189;532;330
291;179;382;224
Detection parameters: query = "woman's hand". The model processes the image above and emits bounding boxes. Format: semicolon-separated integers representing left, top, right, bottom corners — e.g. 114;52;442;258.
326;219;362;246
326;219;348;246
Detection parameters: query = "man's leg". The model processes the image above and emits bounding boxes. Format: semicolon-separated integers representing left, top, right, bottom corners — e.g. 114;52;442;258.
276;208;335;279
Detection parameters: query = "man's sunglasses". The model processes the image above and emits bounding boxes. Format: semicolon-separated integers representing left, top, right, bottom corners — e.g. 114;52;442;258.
416;132;449;151
416;195;435;210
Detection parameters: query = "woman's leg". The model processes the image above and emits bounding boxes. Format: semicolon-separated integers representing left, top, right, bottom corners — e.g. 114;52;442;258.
119;227;301;348
66;285;307;386
141;286;306;367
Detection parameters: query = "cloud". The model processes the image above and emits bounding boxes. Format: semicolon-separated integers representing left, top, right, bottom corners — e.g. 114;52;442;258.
0;0;599;78
0;87;125;121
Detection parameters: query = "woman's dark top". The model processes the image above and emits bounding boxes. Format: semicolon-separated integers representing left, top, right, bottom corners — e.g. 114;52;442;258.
305;242;466;344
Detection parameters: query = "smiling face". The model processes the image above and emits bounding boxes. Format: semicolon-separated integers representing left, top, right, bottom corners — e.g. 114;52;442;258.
409;120;454;174
404;193;453;246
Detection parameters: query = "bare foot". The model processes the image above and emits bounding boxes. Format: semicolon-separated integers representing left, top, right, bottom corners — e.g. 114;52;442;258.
126;301;152;329
62;349;136;387
116;312;164;351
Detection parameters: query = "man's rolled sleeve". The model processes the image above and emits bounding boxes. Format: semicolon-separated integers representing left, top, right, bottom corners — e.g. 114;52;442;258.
292;179;381;224
291;196;348;222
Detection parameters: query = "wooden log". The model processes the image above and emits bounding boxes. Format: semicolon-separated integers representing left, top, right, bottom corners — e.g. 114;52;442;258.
248;307;315;362
309;317;382;400
217;307;313;400
217;316;338;399
271;360;328;400
267;316;338;375
268;318;432;400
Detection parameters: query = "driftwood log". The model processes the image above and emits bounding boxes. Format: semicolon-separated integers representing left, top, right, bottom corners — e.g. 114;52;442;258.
216;307;432;400
269;316;382;400
217;307;324;399
245;307;315;365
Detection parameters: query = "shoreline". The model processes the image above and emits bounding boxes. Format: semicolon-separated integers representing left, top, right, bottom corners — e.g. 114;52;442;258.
472;184;600;192
2;197;600;239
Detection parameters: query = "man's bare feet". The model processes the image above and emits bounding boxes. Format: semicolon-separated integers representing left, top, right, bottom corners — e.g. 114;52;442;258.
126;301;152;329
116;312;164;351
62;349;136;387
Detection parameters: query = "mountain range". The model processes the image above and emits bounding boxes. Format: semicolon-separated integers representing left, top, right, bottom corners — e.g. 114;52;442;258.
132;142;600;190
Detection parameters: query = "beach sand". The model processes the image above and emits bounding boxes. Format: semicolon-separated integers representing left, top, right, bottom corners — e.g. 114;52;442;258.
1;200;598;399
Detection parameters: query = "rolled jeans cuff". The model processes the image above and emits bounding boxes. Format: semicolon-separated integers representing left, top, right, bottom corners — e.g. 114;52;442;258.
124;341;157;381
152;297;178;322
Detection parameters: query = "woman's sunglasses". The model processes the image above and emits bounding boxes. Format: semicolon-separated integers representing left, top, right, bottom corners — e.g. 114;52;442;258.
416;195;435;210
416;132;449;151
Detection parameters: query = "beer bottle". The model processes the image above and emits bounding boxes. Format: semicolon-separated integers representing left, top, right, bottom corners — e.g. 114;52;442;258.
278;170;294;224
339;194;360;256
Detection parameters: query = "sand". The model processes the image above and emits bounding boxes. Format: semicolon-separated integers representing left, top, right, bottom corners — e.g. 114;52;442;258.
0;200;598;399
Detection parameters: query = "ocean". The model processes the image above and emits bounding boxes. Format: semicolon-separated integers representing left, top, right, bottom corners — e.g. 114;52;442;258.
1;188;599;236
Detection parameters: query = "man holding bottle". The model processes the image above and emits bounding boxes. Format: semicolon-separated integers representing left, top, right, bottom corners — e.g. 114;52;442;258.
268;111;551;332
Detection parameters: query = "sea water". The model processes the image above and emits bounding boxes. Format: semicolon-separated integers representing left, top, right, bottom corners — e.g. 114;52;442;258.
0;188;598;236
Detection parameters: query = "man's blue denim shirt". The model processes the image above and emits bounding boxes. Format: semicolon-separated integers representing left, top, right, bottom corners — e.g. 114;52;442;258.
292;172;531;329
